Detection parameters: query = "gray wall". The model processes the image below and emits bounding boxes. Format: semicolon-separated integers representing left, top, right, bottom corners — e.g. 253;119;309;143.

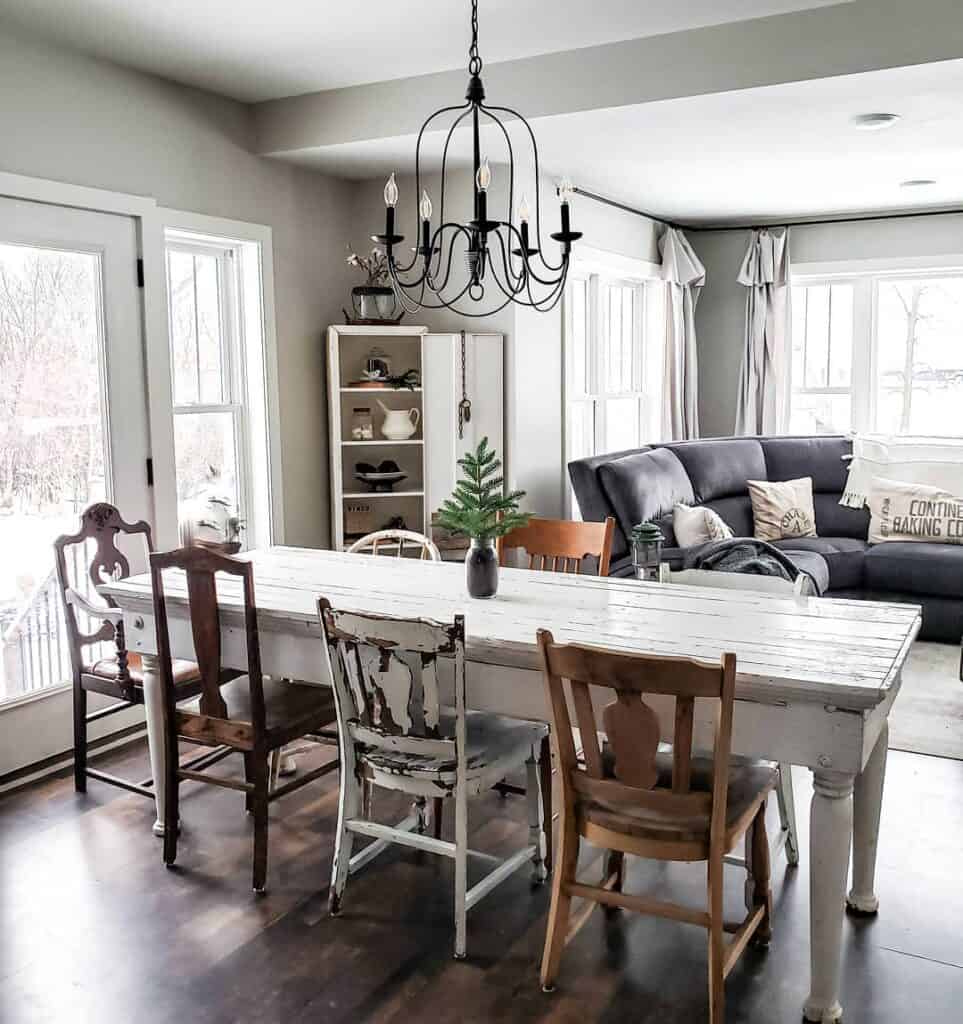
0;23;356;548
692;212;963;437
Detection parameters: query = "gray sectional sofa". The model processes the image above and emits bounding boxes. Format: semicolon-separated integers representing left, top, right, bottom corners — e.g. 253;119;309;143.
569;434;962;642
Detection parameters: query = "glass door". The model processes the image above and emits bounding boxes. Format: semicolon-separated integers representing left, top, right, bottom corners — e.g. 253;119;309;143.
0;197;150;771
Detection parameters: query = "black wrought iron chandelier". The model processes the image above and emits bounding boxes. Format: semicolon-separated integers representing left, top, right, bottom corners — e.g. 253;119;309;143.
373;0;582;317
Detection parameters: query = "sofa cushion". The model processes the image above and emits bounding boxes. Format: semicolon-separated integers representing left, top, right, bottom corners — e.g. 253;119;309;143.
813;493;871;540
864;542;963;599
762;436;852;492
598;448;694;549
772;537;869;591
702;496;756;538
666;439;767;503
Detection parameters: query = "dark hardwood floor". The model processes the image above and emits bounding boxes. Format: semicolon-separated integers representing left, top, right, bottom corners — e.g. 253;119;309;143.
2;740;961;1023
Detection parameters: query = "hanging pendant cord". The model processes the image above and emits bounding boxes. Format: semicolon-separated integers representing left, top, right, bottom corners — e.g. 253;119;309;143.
468;0;482;75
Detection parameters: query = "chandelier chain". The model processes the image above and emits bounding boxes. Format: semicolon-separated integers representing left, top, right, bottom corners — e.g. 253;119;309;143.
468;0;482;76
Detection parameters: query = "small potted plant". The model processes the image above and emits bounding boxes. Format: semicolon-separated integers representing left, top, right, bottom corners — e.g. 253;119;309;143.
345;245;400;322
435;437;529;598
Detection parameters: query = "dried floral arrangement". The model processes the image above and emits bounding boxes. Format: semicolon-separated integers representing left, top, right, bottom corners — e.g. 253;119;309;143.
345;245;390;287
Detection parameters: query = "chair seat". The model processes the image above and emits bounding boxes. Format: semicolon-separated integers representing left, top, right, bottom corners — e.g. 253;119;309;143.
85;652;201;690
217;676;337;744
361;709;548;785
582;751;778;853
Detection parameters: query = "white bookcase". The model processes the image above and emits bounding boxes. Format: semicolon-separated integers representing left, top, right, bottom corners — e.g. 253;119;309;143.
327;324;503;553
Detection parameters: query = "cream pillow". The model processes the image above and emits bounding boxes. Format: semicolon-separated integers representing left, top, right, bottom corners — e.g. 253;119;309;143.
867;476;963;545
672;503;734;547
747;477;817;542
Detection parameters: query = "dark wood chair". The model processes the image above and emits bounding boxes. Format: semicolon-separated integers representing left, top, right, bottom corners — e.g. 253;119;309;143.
536;631;776;1024
497;516;615;576
151;545;338;893
53;502;216;798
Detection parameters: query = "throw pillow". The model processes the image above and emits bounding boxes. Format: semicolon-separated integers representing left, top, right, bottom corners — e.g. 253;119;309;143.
841;434;963;509
672;503;734;548
747;477;817;541
867;476;963;545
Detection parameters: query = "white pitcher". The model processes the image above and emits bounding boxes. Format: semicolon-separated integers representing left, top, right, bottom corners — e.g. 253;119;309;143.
377;399;420;440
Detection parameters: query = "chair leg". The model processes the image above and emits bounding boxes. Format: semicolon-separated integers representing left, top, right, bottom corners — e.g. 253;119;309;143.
163;734;180;868
538;734;553;876
73;683;87;793
539;818;579;992
776;762;799;866
251;753;270;894
431;797;443;840
243;753;255;813
748;804;773;945
527;747;546;884
707;853;726;1024
453;785;468;959
329;762;360;916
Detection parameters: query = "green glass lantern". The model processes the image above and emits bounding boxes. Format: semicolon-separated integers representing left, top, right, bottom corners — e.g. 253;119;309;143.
631;521;664;581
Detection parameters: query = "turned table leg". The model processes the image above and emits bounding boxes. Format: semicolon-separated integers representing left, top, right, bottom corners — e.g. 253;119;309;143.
140;652;168;838
848;720;888;915
804;769;855;1024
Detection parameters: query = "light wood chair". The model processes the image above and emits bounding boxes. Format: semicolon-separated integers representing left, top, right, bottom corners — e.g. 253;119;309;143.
346;529;441;560
318;599;551;959
497;516;615;576
658;564;800;867
152;546;339;893
53;502;224;798
537;631;776;1024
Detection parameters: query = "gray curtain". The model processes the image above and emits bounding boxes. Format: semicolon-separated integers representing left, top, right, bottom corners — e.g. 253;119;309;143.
659;226;705;441
735;227;792;435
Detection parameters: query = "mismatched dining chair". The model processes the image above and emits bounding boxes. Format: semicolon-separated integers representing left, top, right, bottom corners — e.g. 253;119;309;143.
346;529;441;560
53;502;214;798
151;546;338;893
318;600;551;959
497;516;615;576
537;631;776;1024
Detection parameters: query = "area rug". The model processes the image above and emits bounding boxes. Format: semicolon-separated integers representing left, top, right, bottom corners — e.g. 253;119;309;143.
889;642;963;760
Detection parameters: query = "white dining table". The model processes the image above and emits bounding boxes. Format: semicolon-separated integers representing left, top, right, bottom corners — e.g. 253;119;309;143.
101;546;921;1024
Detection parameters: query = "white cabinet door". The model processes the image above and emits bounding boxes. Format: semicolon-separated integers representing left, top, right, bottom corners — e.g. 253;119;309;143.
0;197;151;773
423;332;504;521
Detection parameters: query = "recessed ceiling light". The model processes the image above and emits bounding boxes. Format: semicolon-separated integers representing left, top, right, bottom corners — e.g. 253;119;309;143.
900;179;937;188
852;112;901;131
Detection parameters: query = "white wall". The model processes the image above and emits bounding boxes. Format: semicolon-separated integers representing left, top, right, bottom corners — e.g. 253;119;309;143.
0;23;356;548
692;212;963;437
351;169;660;517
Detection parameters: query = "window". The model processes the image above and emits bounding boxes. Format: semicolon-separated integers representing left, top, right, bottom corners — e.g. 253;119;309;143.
789;264;963;437
564;268;664;514
165;231;275;548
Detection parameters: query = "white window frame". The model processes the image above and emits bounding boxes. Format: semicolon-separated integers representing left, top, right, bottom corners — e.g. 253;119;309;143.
160;213;283;550
791;254;963;437
562;247;664;516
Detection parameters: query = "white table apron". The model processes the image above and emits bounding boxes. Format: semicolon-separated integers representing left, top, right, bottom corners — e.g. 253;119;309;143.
100;547;921;1024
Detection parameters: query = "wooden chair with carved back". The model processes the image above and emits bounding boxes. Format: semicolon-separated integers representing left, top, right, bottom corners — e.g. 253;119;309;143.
54;502;213;798
151;546;338;893
346;529;441;560
537;631;776;1024
318;599;551;959
497;516;615;576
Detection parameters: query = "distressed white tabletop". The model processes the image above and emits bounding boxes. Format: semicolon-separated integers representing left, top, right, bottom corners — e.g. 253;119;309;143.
102;545;921;711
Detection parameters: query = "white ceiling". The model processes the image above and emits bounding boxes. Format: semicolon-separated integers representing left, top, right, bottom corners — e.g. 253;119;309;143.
287;59;963;225
0;0;844;103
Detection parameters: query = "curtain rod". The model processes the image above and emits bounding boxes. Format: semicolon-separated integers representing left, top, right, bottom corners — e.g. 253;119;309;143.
570;185;963;234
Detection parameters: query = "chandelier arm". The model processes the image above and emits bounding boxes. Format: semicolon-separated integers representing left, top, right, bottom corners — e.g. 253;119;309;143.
498;220;569;288
476;106;514;230
489;231;529;297
426;222;476;294
483;103;566;273
490;232;567;310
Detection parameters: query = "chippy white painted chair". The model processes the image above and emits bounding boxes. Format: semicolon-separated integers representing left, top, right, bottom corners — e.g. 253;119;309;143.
318;599;550;959
346;529;441;561
657;564;801;867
